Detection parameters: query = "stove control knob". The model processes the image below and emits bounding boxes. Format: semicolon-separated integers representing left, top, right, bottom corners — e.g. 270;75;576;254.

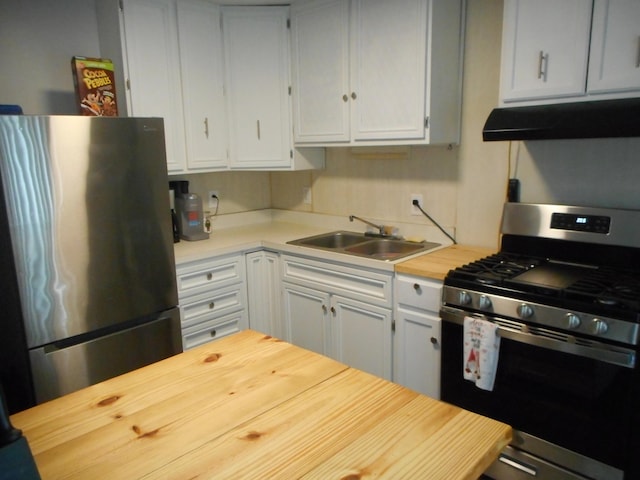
458;291;472;306
589;318;609;336
565;313;581;329
517;303;534;319
478;295;492;310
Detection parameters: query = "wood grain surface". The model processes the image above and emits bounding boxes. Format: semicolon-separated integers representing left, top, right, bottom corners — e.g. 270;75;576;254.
12;330;510;479
395;244;495;280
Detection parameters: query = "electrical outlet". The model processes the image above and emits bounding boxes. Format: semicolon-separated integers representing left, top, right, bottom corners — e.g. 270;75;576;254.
208;190;220;209
410;194;423;216
302;186;312;205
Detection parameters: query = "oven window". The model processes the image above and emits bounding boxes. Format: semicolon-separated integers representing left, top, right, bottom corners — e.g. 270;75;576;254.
441;321;635;470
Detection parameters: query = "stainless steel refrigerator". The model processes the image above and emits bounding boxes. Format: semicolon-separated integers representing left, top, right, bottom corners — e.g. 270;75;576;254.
0;116;181;413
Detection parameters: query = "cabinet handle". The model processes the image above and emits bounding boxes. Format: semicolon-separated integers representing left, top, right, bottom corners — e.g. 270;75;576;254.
330;306;336;315
351;92;357;100
430;337;438;346
342;94;348;102
256;120;261;140
537;51;548;80
636;36;640;68
209;302;215;309
207;273;213;281
322;305;327;313
413;283;421;292
204;117;209;138
210;329;217;338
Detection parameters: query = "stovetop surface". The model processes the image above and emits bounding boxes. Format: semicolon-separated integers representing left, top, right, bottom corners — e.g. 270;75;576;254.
445;251;640;321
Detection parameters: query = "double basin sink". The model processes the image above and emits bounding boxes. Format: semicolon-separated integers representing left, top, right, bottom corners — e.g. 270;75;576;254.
287;231;441;261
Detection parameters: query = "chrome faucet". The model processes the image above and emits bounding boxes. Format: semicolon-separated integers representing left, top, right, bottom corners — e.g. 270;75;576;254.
349;215;384;235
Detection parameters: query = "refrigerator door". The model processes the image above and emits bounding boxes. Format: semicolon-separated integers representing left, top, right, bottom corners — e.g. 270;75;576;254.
0;116;178;348
29;307;181;403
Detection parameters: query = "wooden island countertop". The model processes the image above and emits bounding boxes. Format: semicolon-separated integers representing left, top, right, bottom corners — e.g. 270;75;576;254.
11;330;510;479
396;244;496;280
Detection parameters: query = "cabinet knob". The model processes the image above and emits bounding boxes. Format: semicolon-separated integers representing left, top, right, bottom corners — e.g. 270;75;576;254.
351;92;357;100
209;302;215;309
330;306;336;314
413;283;421;292
207;272;213;281
322;305;327;313
342;94;348;102
430;337;438;346
210;329;217;338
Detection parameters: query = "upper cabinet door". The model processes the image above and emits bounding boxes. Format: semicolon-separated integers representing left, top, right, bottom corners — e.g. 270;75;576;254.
121;0;186;173
177;0;228;171
290;0;350;143
500;0;592;103
350;0;428;141
223;6;292;169
587;0;640;94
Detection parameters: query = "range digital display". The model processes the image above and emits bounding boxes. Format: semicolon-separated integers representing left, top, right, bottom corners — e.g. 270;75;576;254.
550;213;610;234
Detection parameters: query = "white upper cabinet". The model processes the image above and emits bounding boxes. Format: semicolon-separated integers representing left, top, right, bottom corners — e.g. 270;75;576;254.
290;0;350;143
290;0;464;146
116;0;187;173
587;0;640;95
223;7;292;169
97;0;323;173
349;0;428;142
500;0;640;106
177;0;228;172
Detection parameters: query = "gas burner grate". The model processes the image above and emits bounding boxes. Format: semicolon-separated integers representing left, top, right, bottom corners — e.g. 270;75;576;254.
565;269;640;311
450;253;541;285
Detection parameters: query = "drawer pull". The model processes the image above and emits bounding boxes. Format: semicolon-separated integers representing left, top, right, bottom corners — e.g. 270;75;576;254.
209;302;215;309
413;283;421;292
210;329;217;338
207;273;213;281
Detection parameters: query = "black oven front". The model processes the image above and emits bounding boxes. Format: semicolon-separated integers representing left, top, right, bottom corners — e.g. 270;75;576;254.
440;306;640;480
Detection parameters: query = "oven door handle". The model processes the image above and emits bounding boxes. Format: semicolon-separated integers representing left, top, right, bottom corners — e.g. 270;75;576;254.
440;307;636;369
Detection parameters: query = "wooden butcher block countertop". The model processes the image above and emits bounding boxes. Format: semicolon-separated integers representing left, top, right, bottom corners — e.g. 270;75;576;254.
395;244;496;280
11;330;510;480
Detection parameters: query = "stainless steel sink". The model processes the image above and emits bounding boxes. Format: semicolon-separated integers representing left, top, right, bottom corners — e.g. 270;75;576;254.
287;231;441;261
344;239;428;260
291;231;368;249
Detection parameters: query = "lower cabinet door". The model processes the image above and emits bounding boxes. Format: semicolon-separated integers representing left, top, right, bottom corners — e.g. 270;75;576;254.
332;296;392;380
393;307;441;399
282;282;330;357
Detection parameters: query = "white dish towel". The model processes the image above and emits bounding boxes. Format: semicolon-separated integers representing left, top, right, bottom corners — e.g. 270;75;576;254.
463;316;501;391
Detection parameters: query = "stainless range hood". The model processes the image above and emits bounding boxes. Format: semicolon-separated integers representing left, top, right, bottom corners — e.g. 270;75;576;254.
482;97;640;141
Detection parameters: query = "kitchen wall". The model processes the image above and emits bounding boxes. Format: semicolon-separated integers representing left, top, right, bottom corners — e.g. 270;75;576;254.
2;0;639;250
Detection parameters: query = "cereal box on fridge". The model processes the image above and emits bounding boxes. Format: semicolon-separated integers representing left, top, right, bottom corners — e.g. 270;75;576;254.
71;56;118;116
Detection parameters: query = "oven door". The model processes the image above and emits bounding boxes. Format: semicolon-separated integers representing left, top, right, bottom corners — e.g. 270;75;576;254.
440;306;637;480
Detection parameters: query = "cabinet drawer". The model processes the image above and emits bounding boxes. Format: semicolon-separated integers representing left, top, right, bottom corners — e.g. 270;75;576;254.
180;284;246;329
182;311;246;350
176;254;245;300
282;255;392;307
395;274;442;312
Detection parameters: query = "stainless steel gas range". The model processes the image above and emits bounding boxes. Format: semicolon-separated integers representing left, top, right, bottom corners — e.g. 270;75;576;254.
440;203;640;480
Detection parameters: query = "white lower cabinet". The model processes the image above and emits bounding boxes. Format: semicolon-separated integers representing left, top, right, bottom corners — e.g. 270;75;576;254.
282;283;331;356
176;253;248;350
281;254;393;380
245;250;283;338
393;273;442;398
